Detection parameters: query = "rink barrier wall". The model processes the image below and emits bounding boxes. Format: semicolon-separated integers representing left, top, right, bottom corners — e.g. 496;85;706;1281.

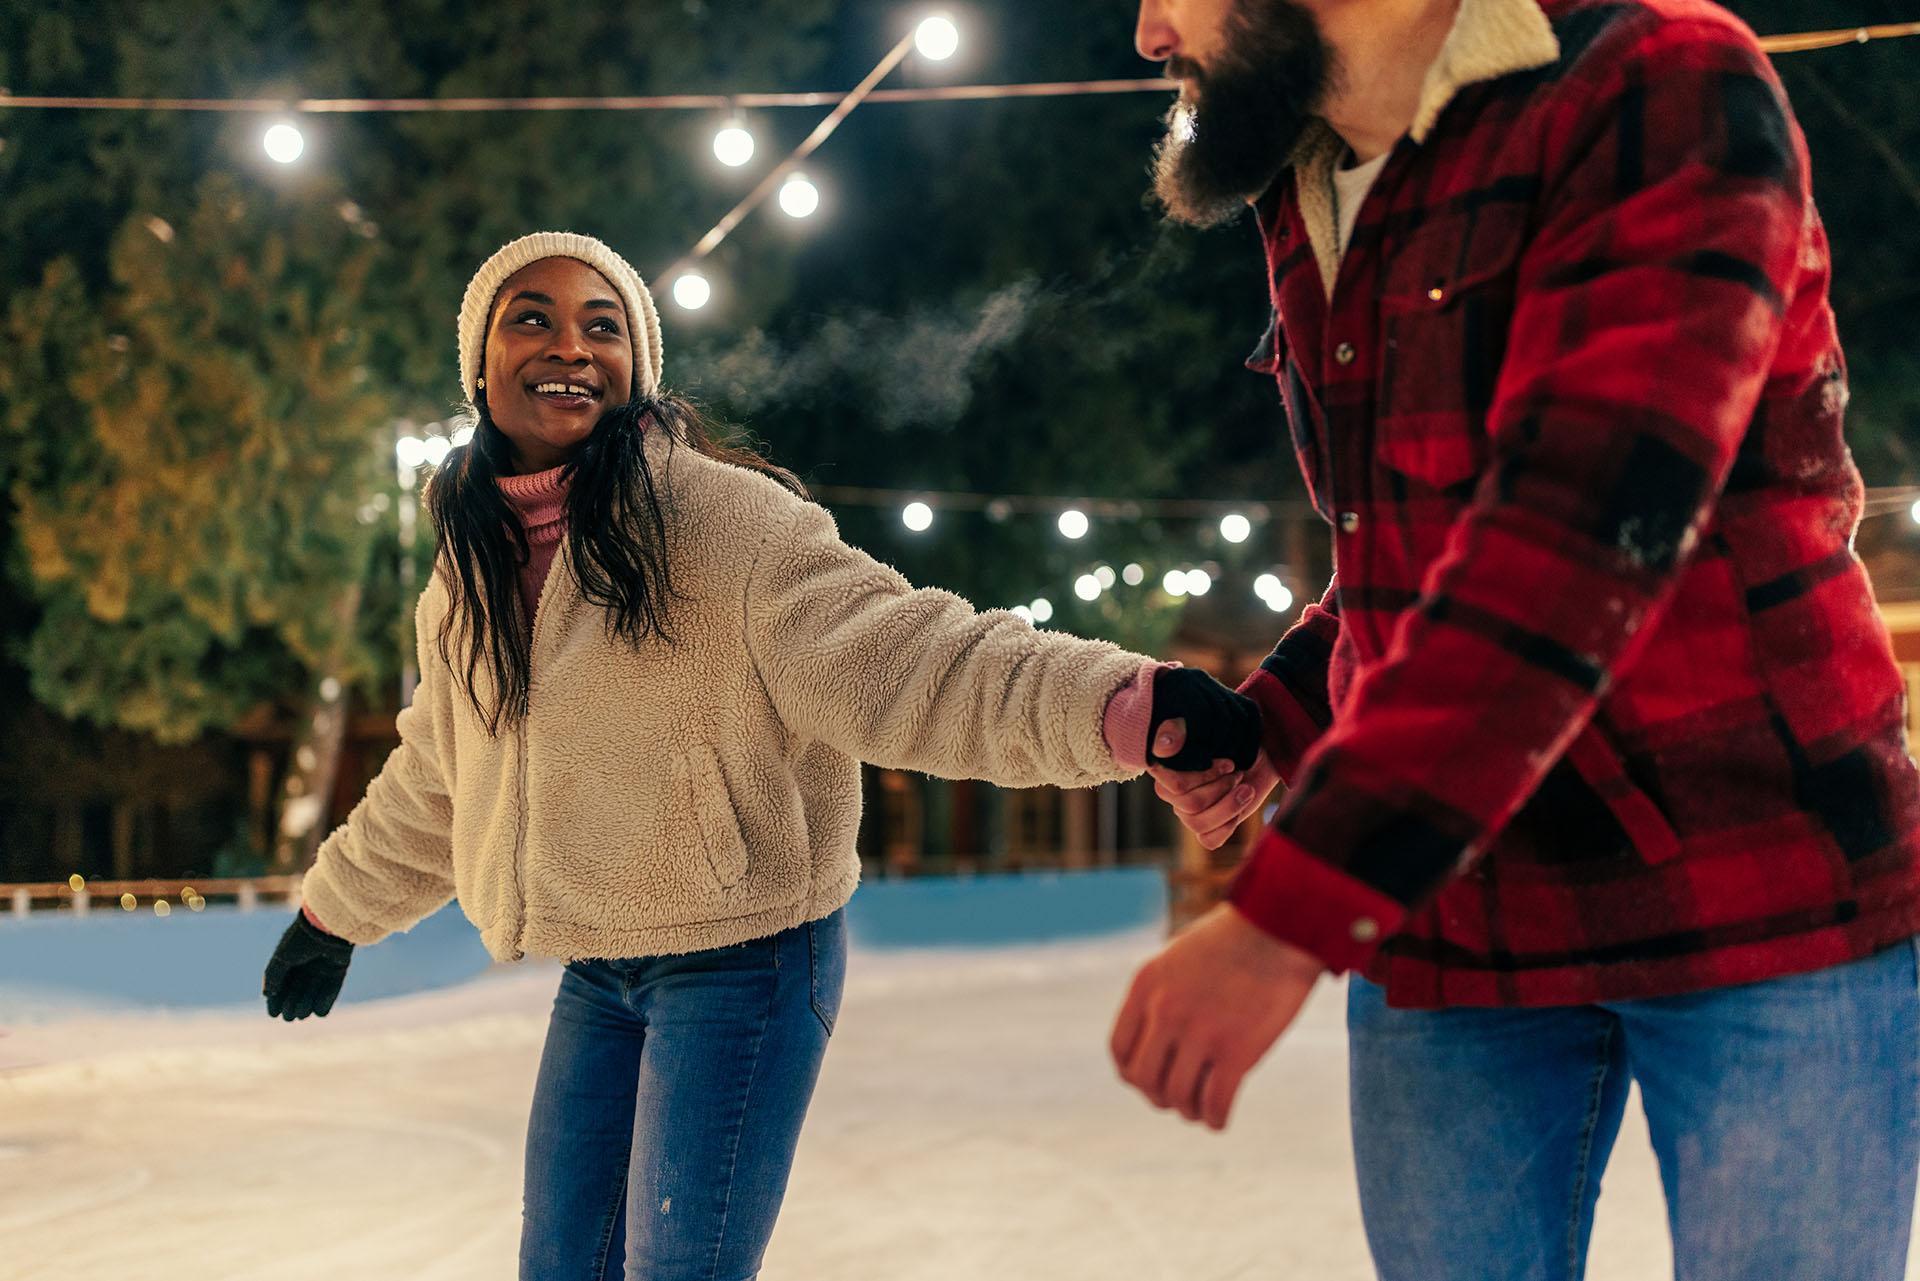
0;867;1169;1017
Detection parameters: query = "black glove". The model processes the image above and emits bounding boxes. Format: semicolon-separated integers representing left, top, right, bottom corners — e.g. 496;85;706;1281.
1148;667;1262;773
263;911;354;1021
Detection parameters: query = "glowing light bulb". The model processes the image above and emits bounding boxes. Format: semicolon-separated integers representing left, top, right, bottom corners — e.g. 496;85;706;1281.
1184;569;1213;597
1075;574;1102;602
263;122;305;164
778;174;820;219
1123;563;1145;587
1163;570;1189;598
395;436;428;469
915;14;960;61
421;434;451;467
1094;565;1117;590
1267;584;1295;612
1220;513;1252;543
903;501;934;532
673;273;712;310
713;123;755;168
1057;509;1089;540
1030;598;1055;623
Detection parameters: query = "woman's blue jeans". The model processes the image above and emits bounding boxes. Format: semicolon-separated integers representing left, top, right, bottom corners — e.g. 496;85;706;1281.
519;910;846;1281
1348;938;1920;1281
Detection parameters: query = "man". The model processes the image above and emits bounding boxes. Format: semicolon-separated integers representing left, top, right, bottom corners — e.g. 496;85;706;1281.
1111;0;1920;1276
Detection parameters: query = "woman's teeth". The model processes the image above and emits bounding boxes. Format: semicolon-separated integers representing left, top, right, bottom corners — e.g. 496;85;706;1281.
532;382;595;400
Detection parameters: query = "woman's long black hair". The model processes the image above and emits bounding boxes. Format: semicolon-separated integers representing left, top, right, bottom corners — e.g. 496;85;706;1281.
425;392;806;734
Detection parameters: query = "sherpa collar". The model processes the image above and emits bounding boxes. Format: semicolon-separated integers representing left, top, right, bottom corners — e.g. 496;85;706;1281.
1287;0;1561;293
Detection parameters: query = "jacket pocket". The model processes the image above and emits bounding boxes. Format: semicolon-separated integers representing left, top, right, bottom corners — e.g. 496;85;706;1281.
1374;209;1527;492
1562;723;1683;865
672;744;752;889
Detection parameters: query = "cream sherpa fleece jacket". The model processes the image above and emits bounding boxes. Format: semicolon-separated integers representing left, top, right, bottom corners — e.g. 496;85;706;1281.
302;427;1152;962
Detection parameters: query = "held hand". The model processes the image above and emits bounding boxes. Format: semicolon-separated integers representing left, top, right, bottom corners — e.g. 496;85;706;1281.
1150;719;1281;850
1109;904;1323;1131
1147;668;1260;772
263;912;354;1021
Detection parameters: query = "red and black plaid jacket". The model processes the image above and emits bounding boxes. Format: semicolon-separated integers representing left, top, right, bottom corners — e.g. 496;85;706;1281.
1228;0;1920;1007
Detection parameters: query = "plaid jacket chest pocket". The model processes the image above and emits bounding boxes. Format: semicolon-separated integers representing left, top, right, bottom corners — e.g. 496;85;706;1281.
1373;201;1529;492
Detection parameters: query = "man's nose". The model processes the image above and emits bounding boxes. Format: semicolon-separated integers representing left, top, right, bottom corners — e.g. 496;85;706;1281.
1136;0;1178;62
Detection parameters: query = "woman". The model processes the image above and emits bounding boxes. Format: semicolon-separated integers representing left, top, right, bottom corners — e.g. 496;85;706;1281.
261;231;1258;1281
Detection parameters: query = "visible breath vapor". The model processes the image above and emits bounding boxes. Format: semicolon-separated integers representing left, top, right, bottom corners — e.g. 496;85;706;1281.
687;280;1041;431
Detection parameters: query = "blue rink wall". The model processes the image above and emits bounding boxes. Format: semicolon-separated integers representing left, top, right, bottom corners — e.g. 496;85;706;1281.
0;867;1167;1019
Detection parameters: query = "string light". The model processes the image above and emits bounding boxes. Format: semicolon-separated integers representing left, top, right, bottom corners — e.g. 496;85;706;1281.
1255;573;1295;613
1163;570;1189;598
262;121;304;163
6;26;1910;118
450;423;475;448
68;874;85;892
1074;573;1102;601
395;436;429;469
1030;598;1054;623
778;172;820;218
672;272;712;310
421;433;452;466
1184;569;1213;596
120;893;137;911
1094;565;1117;590
1909;499;1920;526
903;501;934;532
1220;513;1252;543
262;121;305;163
915;15;962;61
1123;564;1145;587
713;120;755;167
1057;509;1089;540
1011;605;1035;624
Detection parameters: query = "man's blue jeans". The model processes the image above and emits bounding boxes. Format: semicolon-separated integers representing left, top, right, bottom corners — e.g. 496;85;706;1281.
1348;939;1920;1281
519;910;846;1281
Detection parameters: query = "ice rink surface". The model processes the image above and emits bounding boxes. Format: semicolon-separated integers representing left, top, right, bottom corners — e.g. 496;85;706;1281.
0;929;1900;1280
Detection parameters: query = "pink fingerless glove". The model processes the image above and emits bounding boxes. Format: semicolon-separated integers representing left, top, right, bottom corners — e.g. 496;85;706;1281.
1103;661;1173;771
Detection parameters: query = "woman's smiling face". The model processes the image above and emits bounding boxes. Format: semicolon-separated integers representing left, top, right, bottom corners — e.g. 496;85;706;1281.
481;257;634;474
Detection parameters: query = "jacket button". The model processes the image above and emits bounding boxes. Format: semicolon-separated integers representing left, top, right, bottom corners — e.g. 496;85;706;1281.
1339;511;1361;533
1350;917;1380;943
1334;342;1357;365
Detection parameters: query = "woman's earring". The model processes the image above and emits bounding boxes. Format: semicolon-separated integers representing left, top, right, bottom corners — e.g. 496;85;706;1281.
475;376;486;390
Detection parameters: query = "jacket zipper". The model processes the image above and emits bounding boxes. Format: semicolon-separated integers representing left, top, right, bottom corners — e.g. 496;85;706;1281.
509;544;566;961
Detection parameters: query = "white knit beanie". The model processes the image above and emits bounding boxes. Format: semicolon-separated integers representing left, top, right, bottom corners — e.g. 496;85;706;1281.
456;231;664;403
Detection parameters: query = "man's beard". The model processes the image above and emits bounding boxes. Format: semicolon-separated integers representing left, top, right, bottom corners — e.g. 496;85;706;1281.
1151;0;1334;227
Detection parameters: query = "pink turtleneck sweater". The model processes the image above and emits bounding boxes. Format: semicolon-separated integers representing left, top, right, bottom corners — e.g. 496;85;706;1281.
497;463;572;623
